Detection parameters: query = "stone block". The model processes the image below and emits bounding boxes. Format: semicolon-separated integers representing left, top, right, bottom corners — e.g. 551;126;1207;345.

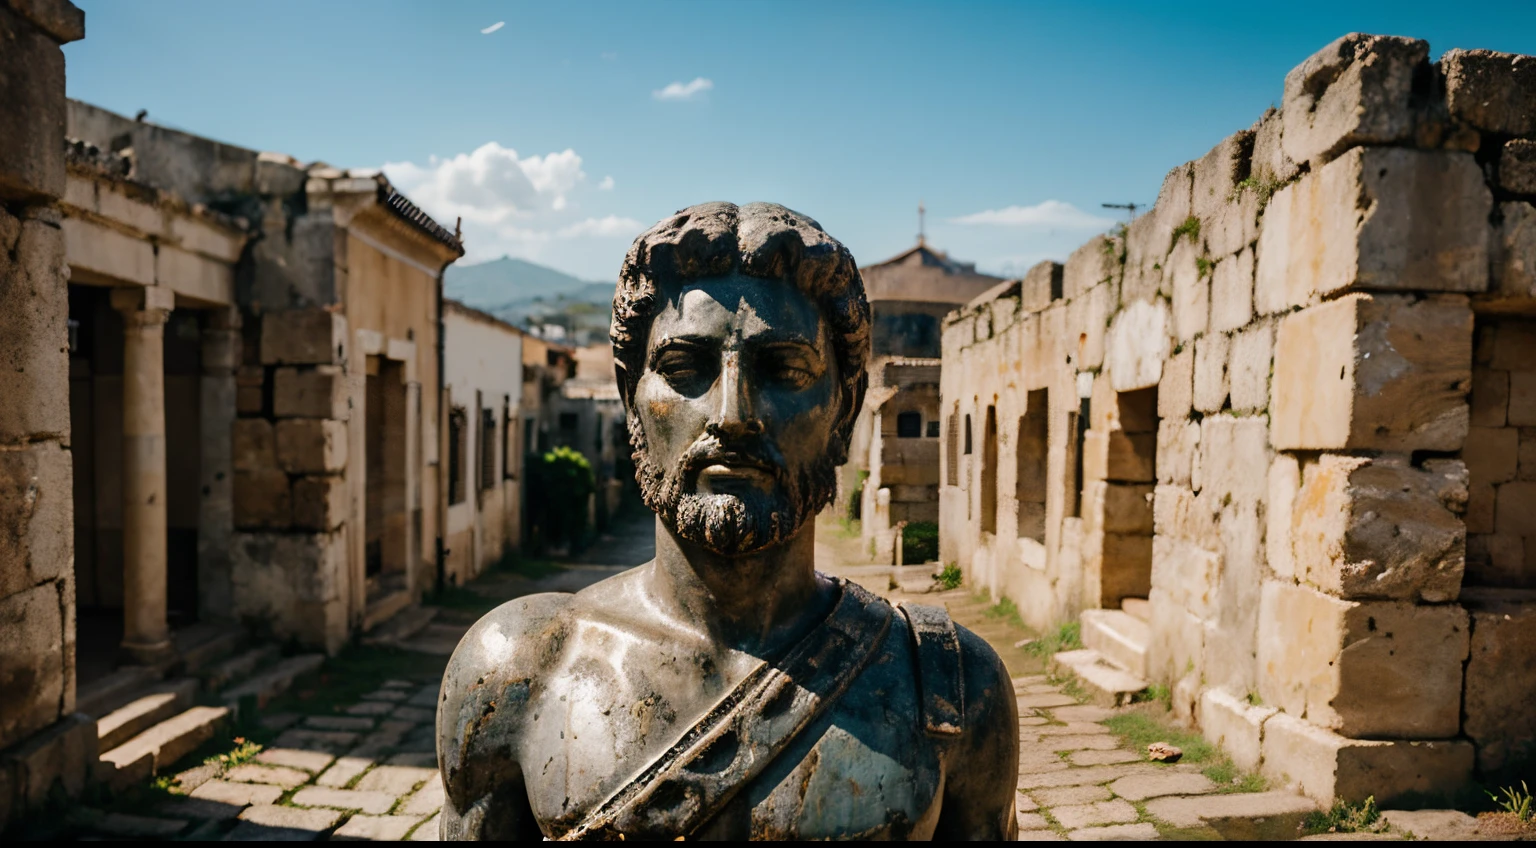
0;582;64;749
0;216;69;442
292;475;346;531
1281;33;1428;167
1075;282;1111;370
1227;321;1272;415
0;5;66;202
1063;235;1120;302
0;442;72;599
272;365;346;419
231;418;274;472
1156;419;1198;487
1119;210;1164;306
1497;481;1536;536
1201;688;1275;773
1494;202;1536;300
1462;593;1536;775
1502;140;1536;195
274;418;347;474
1200;415;1270;506
1192;332;1229;414
1466;484;1496;535
233;469;291;530
259;309;347;366
1;712;94;811
1250;106;1299;185
1020;261;1061;312
8;0;85;43
1158;345;1193;422
236;386;263;416
1260;711;1473;806
1256;581;1468;739
1256;148;1489;311
1524;429;1536;481
231;531;348;653
1150;535;1219;622
1513;372;1536;427
1441;48;1536;136
1271;295;1472;452
1169;238;1207;342
1147;582;1209;683
1106;300;1169;392
1267;455;1300;580
1292;455;1467;602
254;152;306;196
1471;369;1510;428
1490;321;1536;371
1465;426;1520;486
1208;247;1254;334
1192;129;1256;257
1467;534;1526;587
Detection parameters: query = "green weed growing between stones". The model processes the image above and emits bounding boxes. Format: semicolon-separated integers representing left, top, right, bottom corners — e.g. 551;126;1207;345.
936;562;963;590
1170;216;1201;249
1303;796;1387;835
1491;781;1535;822
1022;621;1082;657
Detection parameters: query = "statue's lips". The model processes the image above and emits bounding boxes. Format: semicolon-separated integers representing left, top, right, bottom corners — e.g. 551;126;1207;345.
691;452;778;489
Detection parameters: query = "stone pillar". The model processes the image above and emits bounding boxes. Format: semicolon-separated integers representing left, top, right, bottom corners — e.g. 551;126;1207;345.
198;307;240;620
111;286;175;664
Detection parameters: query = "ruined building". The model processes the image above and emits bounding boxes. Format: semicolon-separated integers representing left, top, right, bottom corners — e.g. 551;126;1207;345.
942;34;1536;803
849;242;1002;560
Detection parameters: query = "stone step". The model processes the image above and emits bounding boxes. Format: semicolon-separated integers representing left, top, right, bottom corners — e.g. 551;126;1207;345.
173;623;247;675
1121;597;1151;623
363;589;414;633
96;678;198;752
1081;608;1151;678
363;605;439;648
98;705;230;790
219;654;325;718
76;665;160;719
202;644;280;691
1051;649;1148;707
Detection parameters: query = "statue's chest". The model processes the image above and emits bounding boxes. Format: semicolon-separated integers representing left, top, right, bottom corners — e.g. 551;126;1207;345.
520;651;945;839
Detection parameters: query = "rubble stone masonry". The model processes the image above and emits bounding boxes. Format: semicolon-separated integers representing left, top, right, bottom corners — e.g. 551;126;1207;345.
0;0;93;831
941;34;1536;803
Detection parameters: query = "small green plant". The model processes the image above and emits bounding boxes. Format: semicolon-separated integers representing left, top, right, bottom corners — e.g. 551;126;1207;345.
528;446;596;549
206;736;262;769
847;470;869;521
1491;781;1534;822
1022;621;1083;657
901;522;939;564
1195;255;1214;279
1304;796;1386;834
1245;691;1264;707
935;562;963;590
1229;166;1288;210
1170;215;1201;249
1133;683;1173;708
984;597;1026;628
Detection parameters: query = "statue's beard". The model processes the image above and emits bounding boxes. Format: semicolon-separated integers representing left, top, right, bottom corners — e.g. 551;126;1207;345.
630;417;837;556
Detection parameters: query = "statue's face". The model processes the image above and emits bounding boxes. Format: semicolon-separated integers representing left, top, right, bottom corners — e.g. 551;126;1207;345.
632;271;843;555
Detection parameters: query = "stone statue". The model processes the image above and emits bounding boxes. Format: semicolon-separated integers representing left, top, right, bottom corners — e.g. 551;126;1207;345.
437;202;1018;840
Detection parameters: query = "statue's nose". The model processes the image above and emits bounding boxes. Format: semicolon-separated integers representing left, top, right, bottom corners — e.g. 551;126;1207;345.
707;349;763;438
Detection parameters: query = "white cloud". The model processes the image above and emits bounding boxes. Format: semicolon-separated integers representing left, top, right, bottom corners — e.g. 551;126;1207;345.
653;77;713;101
380;143;638;277
481;21;505;34
951;200;1115;230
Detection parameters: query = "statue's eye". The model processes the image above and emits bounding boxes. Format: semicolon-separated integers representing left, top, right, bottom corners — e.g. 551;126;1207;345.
655;349;714;393
761;349;818;390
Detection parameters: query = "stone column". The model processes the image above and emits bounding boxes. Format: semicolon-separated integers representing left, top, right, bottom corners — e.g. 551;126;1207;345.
198;307;240;620
111;286;175;663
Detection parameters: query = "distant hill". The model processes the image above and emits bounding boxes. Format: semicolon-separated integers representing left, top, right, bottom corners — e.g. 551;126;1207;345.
444;256;615;343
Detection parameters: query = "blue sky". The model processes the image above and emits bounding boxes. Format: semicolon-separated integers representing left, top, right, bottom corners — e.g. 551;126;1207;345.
65;0;1536;281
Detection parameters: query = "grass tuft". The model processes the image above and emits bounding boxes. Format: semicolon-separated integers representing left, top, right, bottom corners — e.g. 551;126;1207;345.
1170;215;1201;249
1022;621;1082;657
936;562;963;591
1303;796;1386;835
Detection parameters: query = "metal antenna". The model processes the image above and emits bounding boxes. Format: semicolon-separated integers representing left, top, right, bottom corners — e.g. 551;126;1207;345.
1102;202;1142;222
917;200;926;247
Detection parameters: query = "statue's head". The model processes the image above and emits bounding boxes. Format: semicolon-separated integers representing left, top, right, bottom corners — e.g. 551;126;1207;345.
613;202;870;556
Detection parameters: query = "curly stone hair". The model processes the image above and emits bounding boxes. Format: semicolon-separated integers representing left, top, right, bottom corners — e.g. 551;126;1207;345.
611;201;871;466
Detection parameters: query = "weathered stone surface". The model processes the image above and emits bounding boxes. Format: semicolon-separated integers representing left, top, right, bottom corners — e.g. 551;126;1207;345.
260;309;347;366
1291;455;1466;602
1257;149;1489;311
1495;481;1536;536
289;785;396;815
1050;799;1138;829
1503;140;1536;195
333;814;423;841
1192;129;1257;258
231;532;346;651
0;443;73;599
1463;593;1536;775
1256;582;1468;739
355;764;435;795
1209;247;1254;334
1200;415;1270;507
229;803;343;840
1267;454;1300;581
291;475;346;531
275;418;347;474
1067;749;1141;766
3;711;93;810
1281;34;1428;167
1378;809;1483;841
1106;300;1170;392
1250;107;1300;185
1032;784;1111;807
232;418;275;472
1158;345;1193;422
1227;322;1272;415
1016;763;1155;791
1201;688;1276;773
1020;261;1062;313
0;582;65;748
410;812;441;841
233;468;291;530
1109;771;1217;801
1442;48;1536;136
1156;420;1198;488
273;366;346;420
316;756;375;788
1143;790;1316;833
0;6;67;202
1260;712;1473;805
1169;238;1207;342
1193;332;1230;414
1494;202;1536;300
1064;235;1120;302
223;764;308;788
1465;426;1519;486
255;747;334;774
400;774;444;816
191;778;284;806
1471;370;1510;429
1512;372;1536;427
1066;822;1159;841
0;216;70;443
1271;295;1472;452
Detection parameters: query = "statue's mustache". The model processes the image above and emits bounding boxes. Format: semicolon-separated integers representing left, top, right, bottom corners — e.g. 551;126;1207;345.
679;434;786;487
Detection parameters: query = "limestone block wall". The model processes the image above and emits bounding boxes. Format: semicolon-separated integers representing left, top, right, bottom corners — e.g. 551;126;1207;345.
940;34;1536;801
0;0;93;831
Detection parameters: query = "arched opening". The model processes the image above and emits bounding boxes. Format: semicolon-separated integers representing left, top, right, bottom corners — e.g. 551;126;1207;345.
981;405;998;534
1017;389;1048;542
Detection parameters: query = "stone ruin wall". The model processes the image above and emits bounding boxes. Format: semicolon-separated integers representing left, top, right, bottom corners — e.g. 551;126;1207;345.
940;34;1536;802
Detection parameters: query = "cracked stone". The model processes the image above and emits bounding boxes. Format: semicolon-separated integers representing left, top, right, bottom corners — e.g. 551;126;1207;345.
1109;771;1218;801
189;780;284;807
1051;799;1139;829
1034;784;1113;807
223;764;310;789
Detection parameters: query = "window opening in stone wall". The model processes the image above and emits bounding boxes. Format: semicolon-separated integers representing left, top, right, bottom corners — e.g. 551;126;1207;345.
1068;399;1088;518
964;414;973;454
449;405;467;505
1464;316;1536;589
1099;386;1158;608
1017;389;1049;542
945;407;960;486
981;405;999;534
481;407;497;492
503;398;515;480
926;420;940;438
897;411;922;438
